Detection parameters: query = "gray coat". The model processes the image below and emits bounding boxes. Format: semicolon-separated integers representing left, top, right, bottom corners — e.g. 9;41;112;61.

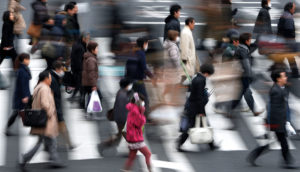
235;44;253;78
113;89;130;125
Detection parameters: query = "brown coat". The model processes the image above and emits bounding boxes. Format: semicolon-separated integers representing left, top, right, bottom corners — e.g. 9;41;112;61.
8;0;26;35
82;51;98;87
30;82;58;138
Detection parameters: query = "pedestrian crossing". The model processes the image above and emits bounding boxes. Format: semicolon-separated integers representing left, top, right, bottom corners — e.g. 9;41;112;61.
0;40;300;171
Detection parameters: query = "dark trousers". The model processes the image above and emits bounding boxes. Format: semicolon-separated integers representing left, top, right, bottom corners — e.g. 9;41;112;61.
6;110;19;129
231;77;255;113
0;48;17;67
248;132;293;164
71;71;82;98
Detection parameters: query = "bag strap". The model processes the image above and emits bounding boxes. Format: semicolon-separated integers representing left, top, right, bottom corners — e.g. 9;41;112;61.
195;116;208;128
180;60;192;81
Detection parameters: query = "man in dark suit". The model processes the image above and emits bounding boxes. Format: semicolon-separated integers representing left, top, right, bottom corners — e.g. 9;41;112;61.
247;69;297;169
177;63;217;152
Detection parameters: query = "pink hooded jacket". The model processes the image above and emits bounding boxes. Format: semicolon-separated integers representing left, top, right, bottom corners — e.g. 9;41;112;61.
126;103;146;143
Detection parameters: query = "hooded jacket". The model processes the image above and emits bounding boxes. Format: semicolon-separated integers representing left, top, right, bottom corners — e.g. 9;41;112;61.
82;51;98;87
126;103;146;143
163;15;180;40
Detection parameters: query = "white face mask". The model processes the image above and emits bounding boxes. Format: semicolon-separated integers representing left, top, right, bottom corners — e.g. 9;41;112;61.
268;3;272;7
141;101;145;107
176;37;180;43
144;44;148;51
58;71;65;78
127;84;133;91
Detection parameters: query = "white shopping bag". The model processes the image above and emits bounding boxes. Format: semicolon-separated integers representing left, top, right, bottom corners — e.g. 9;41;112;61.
87;90;102;113
188;116;213;144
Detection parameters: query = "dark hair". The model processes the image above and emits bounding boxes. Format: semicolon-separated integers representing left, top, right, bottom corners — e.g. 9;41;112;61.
87;41;98;53
37;70;50;85
170;4;182;16
185;17;195;26
15;53;30;69
65;3;75;11
271;69;286;82
2;11;11;22
119;78;132;89
261;0;268;7
52;60;63;70
239;33;252;45
136;37;148;49
284;2;294;12
200;63;215;75
69;1;77;5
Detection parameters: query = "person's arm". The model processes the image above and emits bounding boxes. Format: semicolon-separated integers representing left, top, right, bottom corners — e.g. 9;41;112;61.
284;18;296;38
86;59;98;87
20;73;30;103
132;109;146;128
180;33;189;62
139;53;154;79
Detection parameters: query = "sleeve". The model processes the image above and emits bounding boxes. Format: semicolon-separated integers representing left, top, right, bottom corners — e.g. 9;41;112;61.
132;110;146;128
139;53;153;79
169;46;180;62
86;59;98;86
285;19;295;38
180;33;189;61
20;73;30;99
40;88;54;118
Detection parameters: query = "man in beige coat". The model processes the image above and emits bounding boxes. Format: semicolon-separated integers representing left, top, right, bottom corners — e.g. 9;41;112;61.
21;71;64;168
180;17;197;79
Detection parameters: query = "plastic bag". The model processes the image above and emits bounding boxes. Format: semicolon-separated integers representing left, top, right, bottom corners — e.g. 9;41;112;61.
87;90;102;113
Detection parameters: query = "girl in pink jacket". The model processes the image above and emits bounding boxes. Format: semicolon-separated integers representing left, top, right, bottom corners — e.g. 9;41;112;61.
124;93;152;172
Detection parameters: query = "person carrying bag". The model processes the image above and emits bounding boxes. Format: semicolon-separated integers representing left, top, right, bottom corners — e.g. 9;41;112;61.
189;115;213;144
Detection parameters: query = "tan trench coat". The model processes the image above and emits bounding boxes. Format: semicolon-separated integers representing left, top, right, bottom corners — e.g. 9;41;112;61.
8;0;26;35
30;83;58;138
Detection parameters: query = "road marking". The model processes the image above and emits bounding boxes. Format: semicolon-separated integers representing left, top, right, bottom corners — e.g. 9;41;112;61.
124;21;206;26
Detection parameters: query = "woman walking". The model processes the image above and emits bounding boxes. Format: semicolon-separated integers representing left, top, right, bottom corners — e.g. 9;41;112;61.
0;11;17;67
8;0;27;36
81;41;102;116
123;93;152;172
20;71;64;168
5;53;31;136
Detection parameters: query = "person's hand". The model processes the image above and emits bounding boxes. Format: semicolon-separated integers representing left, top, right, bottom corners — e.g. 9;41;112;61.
199;114;205;117
47;19;54;25
3;47;12;50
22;97;29;104
92;86;97;91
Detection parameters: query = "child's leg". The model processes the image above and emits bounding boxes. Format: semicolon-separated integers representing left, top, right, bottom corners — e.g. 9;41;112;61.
124;149;138;170
139;146;152;171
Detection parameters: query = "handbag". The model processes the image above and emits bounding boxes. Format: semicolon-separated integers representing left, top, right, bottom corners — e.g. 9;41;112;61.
20;89;47;128
188;116;213;144
87;90;103;113
106;109;114;121
27;23;42;38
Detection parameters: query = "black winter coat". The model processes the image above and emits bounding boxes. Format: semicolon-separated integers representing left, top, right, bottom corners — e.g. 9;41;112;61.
13;64;32;110
185;73;208;117
31;0;50;25
71;39;87;73
269;84;288;133
277;11;295;39
253;6;272;35
163;15;180;40
50;70;64;122
1;21;14;48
